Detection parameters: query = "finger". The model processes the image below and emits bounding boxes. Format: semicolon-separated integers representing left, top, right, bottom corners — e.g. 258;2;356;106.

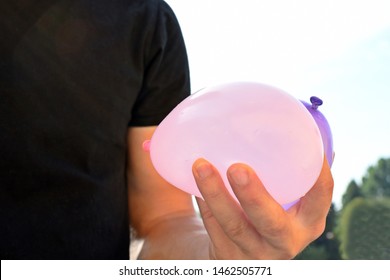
195;197;235;257
192;159;261;252
297;156;334;227
195;197;225;242
227;163;292;243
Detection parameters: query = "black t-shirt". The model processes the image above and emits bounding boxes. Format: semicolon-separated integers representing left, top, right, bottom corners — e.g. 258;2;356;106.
0;0;190;259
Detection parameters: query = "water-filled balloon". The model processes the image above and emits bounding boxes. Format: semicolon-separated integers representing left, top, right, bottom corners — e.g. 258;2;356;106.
145;82;332;207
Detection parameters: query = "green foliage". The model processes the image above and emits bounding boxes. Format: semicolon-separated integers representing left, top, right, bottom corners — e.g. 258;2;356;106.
342;180;362;208
295;244;328;260
339;197;390;259
361;158;390;198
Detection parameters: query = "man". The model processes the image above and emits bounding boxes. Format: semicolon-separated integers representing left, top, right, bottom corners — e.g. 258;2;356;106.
0;0;333;259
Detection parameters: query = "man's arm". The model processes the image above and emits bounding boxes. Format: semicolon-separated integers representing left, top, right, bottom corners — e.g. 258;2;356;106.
127;126;210;259
127;126;334;259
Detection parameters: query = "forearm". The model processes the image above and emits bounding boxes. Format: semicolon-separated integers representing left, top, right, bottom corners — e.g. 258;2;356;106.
127;126;210;259
137;215;210;260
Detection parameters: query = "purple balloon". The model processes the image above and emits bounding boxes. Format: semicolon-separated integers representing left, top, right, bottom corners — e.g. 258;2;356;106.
301;97;334;167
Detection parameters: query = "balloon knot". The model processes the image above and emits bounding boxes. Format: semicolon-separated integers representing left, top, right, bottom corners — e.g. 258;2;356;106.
142;140;151;152
310;96;323;110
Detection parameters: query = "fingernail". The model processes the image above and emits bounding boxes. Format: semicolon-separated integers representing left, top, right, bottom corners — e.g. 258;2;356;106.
195;161;213;179
229;166;249;186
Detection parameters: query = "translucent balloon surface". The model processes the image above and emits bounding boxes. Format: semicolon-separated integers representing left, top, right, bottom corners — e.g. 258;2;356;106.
149;82;324;206
301;97;334;167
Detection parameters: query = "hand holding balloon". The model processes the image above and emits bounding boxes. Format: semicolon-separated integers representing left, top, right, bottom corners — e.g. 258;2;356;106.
144;82;333;208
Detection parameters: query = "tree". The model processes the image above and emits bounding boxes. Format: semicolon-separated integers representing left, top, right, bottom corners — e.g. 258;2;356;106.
342;179;362;208
361;158;390;198
336;157;390;259
339;197;390;259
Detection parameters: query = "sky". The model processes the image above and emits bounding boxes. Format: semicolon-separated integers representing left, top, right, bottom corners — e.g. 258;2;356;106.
165;0;390;208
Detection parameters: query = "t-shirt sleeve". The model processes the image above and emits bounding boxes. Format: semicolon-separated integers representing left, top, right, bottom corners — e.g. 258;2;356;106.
129;1;190;126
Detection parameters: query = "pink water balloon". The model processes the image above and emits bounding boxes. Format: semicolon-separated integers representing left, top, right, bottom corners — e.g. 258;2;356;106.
145;82;332;207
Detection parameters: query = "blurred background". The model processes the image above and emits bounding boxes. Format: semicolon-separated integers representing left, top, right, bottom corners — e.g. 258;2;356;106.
166;0;390;259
